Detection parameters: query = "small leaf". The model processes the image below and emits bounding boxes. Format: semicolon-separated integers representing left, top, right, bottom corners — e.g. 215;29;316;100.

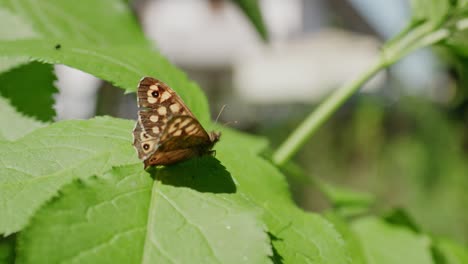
0;96;45;141
0;62;57;121
18;165;272;264
320;181;375;215
383;208;421;233
231;0;269;41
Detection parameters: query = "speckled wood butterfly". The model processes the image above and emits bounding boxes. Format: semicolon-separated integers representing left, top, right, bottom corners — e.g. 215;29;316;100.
132;77;221;169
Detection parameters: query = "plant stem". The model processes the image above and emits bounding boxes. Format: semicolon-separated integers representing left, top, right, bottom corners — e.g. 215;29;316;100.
272;58;386;166
271;17;458;166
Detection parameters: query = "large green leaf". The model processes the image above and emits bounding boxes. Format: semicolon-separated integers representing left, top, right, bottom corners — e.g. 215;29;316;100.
216;134;352;263
17;165;272;264
0;40;209;123
0;62;57;121
0;96;45;141
325;213;367;264
2;117;353;263
0;7;36;77
0;0;210;123
0;117;138;235
0;0;144;45
352;217;434;264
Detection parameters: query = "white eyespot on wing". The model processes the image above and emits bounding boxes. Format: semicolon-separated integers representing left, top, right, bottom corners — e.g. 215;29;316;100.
150;115;159;122
157;107;167;115
170;103;181;113
141;141;155;153
152;127;160;134
160;91;171;102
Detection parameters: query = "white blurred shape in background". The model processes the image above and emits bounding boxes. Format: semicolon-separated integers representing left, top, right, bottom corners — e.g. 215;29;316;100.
142;0;383;104
234;29;383;103
54;65;100;120
348;0;445;92
142;0;260;68
54;0;444;119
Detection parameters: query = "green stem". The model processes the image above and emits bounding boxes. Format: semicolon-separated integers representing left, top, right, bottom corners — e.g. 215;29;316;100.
272;58;386;166
271;17;459;166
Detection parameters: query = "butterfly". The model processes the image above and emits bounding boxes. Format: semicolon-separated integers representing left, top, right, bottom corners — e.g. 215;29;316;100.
132;77;221;169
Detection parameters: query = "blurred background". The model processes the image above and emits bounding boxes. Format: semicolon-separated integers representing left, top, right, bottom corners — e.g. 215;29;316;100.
54;0;468;244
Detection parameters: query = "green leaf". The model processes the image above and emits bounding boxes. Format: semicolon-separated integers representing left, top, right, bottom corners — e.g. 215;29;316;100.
0;7;37;75
0;0;144;45
0;62;57;121
17;165;272;264
0;96;45;141
216;133;352;263
411;0;452;25
436;238;468;264
352;217;434;264
0;57;28;74
0;0;210;123
0;39;210;124
320;181;375;216
0;7;38;40
0;235;15;264
231;0;269;41
0;117;138;235
2;116;353;262
325;213;367;264
383;208;421;233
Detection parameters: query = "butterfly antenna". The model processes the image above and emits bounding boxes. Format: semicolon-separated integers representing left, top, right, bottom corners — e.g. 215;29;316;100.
215;104;227;124
223;120;238;126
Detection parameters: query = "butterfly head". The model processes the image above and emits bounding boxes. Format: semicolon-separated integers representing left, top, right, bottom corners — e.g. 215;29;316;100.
209;131;221;145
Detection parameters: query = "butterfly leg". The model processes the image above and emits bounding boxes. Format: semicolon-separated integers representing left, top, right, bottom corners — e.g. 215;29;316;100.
209;149;217;157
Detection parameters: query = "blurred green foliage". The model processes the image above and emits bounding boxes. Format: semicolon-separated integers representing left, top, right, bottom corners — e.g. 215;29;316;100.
263;95;468;243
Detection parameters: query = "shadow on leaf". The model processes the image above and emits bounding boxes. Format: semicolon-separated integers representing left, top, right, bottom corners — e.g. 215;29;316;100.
149;156;236;193
268;232;284;264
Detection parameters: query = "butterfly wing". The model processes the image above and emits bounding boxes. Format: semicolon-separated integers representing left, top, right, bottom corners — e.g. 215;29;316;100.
144;115;214;167
133;77;195;160
137;77;193;116
133;77;218;167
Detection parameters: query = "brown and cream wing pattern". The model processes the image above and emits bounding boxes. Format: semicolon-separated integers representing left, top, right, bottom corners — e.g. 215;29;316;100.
132;77;220;168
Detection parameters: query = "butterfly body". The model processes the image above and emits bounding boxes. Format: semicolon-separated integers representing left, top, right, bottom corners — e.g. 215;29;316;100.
132;77;220;169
